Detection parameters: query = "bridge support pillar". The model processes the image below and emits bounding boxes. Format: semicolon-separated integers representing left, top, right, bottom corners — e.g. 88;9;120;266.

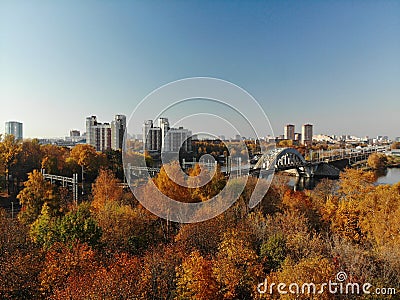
298;165;315;178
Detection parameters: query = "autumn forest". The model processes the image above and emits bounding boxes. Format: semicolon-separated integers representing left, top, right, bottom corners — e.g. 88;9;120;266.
0;135;400;299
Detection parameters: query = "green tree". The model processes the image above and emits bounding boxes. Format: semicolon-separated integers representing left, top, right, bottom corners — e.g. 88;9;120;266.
58;202;102;248
29;203;58;248
30;202;102;249
260;234;287;271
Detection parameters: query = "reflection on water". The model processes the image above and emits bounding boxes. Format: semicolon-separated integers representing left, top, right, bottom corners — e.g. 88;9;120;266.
288;176;317;191
376;168;400;185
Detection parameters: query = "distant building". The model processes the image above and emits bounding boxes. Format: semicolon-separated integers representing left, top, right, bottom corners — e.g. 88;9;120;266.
146;127;162;152
111;114;126;150
86;116;111;151
65;130;85;144
265;135;275;143
5;121;23;140
143;118;192;153
86;115;126;151
158;117;170;146
70;130;80;137
313;134;334;143
301;124;313;146
95;122;112;152
164;127;192;152
294;133;302;142
284;124;295;140
143;120;158;152
396;137;400;142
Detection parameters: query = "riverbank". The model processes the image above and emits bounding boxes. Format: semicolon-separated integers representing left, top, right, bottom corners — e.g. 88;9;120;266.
357;155;400;171
387;155;400;167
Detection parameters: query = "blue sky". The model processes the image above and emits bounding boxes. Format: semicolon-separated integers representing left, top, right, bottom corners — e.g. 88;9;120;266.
0;1;399;138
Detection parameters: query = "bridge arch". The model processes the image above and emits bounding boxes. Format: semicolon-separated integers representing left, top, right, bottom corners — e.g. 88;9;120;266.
253;147;307;173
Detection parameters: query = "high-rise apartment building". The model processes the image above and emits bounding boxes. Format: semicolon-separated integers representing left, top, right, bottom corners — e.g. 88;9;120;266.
164;127;192;152
157;117;169;136
284;124;295;140
86;116;97;147
5;121;23;140
143;120;159;152
143;118;192;153
301;124;313;146
86;115;126;151
96;123;112;152
111;114;126;150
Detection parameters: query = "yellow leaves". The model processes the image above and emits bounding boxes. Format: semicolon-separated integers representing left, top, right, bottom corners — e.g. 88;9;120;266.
329;170;400;247
94;200;160;253
40;144;68;174
338;169;376;201
91;169;123;211
212;228;263;299
17;170;56;225
175;251;219;300
320;195;339;222
277;139;293;147
154;161;191;202
270;256;336;300
358;183;400;249
0;134;21;167
70;144;96;167
125;150;152;167
70;144;107;175
331;199;362;242
367;153;388;170
150;161;227;204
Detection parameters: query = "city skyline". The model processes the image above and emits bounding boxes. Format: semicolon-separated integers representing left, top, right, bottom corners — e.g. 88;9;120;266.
0;114;400;142
1;1;399;138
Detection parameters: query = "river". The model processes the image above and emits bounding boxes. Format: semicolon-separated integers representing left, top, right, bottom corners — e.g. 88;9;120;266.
288;167;400;190
376;167;400;185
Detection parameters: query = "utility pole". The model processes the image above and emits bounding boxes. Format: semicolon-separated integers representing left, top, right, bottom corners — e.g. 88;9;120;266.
81;165;84;196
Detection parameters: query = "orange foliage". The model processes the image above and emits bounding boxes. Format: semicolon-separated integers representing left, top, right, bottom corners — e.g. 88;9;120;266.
175;251;219;300
91;168;123;211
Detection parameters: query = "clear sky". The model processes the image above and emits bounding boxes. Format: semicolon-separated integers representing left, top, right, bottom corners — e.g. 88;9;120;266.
1;1;399;139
